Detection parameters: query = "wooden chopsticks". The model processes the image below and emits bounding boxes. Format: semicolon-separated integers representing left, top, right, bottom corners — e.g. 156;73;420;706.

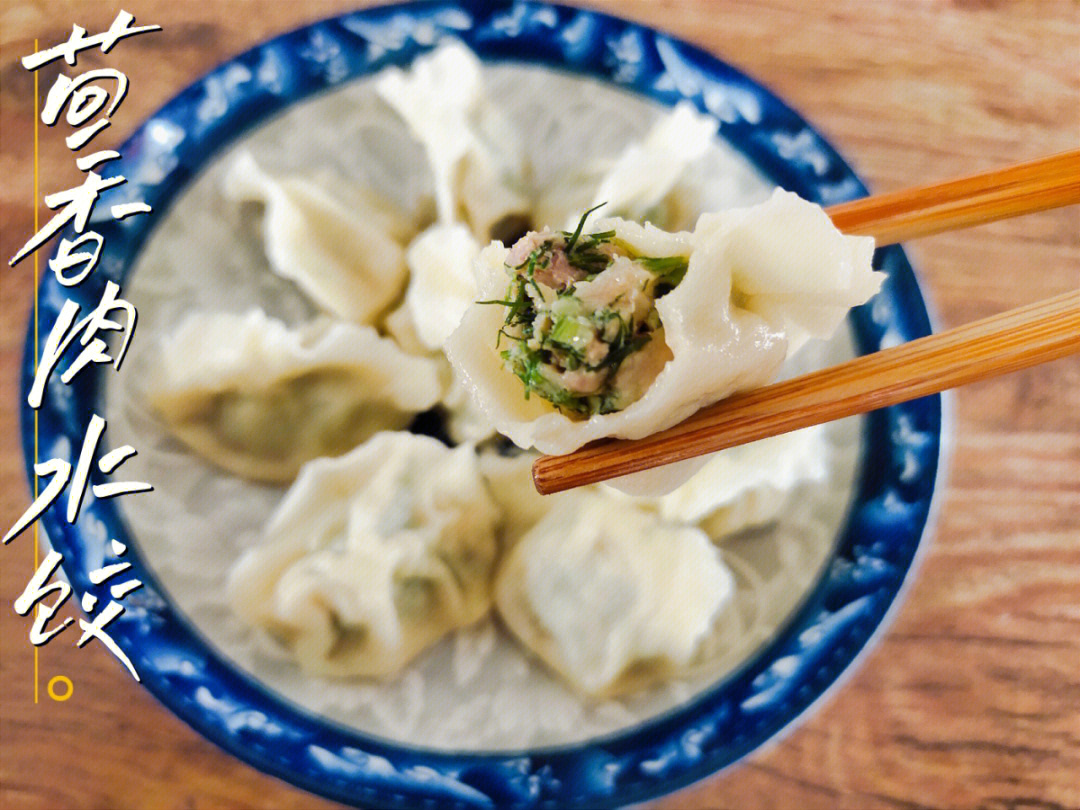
532;150;1080;495
828;149;1080;245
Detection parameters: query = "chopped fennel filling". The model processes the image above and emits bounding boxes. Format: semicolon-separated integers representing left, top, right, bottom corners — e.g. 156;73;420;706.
483;208;687;417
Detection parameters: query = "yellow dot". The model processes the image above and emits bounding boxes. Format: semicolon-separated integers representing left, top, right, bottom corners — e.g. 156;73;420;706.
47;675;73;702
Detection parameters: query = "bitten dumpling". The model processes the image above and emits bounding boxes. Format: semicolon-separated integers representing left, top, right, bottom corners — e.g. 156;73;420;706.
446;188;883;494
224;151;410;323
227;432;500;678
494;492;735;696
148;310;442;482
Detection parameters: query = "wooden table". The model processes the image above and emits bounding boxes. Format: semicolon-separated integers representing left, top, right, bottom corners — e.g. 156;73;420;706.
1;2;1077;808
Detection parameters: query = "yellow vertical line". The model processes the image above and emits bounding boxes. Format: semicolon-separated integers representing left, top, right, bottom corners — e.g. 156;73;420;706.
33;39;40;706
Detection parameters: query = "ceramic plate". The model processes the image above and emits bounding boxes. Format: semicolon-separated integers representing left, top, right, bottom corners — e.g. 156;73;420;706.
22;2;943;807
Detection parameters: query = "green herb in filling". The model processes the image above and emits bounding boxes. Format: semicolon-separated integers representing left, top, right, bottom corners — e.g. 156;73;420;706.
481;208;691;418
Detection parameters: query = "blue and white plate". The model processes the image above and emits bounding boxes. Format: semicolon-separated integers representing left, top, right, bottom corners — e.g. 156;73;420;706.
23;2;943;807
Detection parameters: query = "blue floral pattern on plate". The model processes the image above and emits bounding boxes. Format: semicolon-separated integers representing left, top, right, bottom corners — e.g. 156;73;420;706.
21;2;942;807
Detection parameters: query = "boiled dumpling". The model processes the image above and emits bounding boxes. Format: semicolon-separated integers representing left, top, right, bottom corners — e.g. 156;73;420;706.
587;100;718;226
402;222;482;352
494;492;735;696
375;41;531;241
224;151;409;323
442;370;498;444
535;101;718;232
227;432;500;678
639;425;830;538
148;310;442;482
389;221;498;441
476;448;600;547
446;188;883;494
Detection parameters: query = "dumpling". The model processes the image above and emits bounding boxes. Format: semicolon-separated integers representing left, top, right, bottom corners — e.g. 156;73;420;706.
383;223;500;442
446;188;883;494
477;448;600;547
641;425;830;538
494;492;735;696
375;41;531;241
227;432;500;678
477;450;550;548
587;100;718;226
535;101;718;232
224;151;409;323
442;370;498;445
148;309;443;482
402;222;482;352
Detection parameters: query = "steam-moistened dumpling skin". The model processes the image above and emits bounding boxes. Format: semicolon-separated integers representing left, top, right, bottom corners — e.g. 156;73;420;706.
375;41;530;240
649;425;830;538
403;223;482;351
223;151;408;323
701;188;882;354
494;493;735;696
446;189;883;495
227;432;500;678
148;310;442;483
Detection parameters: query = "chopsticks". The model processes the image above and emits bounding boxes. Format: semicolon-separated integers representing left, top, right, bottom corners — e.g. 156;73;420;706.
827;148;1080;245
532;150;1080;495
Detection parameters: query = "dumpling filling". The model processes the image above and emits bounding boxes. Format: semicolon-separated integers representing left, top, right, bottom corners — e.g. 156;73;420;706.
485;208;688;417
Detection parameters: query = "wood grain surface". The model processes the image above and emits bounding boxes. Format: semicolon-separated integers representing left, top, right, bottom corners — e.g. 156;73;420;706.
1;2;1077;808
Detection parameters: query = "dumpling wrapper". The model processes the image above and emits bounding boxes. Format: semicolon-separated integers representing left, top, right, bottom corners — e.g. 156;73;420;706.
148;309;443;483
494;491;735;697
716;191;884;351
224;151;408;324
446;189;883;495
375;41;530;240
227;432;500;678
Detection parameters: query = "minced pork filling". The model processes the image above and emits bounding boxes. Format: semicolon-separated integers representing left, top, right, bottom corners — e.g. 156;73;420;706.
483;208;689;417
